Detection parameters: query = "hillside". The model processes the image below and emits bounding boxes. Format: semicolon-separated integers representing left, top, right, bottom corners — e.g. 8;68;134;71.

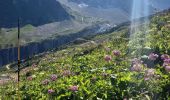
0;9;170;99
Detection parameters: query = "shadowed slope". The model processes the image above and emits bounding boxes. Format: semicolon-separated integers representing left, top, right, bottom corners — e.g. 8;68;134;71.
0;0;72;27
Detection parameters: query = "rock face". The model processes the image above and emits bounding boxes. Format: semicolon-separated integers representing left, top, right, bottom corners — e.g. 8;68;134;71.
0;0;72;27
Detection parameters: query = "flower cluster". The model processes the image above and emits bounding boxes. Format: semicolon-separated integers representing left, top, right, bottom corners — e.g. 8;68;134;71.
161;54;170;72
50;74;57;81
131;58;143;72
63;70;72;76
104;50;121;62
112;50;121;56
42;79;50;85
132;58;143;64
32;63;37;68
148;53;159;61
104;55;112;62
165;66;170;72
27;76;33;81
48;89;55;94
69;85;78;92
161;54;169;60
144;69;155;80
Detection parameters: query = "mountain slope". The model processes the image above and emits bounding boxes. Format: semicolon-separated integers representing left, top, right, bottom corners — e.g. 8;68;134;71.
1;9;170;99
0;0;72;27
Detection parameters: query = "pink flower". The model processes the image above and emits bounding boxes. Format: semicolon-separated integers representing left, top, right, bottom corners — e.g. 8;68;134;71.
32;63;37;67
148;53;159;61
144;77;150;81
63;70;71;76
112;50;121;56
132;58;143;64
145;69;155;77
104;55;112;62
27;76;33;81
164;58;170;63
161;54;169;60
123;98;128;100
50;74;57;81
48;89;55;94
131;58;143;72
144;69;155;80
69;86;78;92
131;63;143;72
165;66;170;72
42;79;50;85
163;58;170;67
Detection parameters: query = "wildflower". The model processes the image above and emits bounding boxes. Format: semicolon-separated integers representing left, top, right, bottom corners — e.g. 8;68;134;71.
145;69;155;77
144;69;155;81
69;85;78;92
144;77;150;81
48;89;55;94
63;70;71;76
131;58;143;72
164;58;170;64
132;58;143;64
161;54;169;60
50;74;57;81
165;66;170;72
27;76;33;81
123;98;128;100
163;58;170;67
42;79;50;85
131;63;143;72
32;63;37;67
148;53;159;61
104;55;112;62
112;50;121;56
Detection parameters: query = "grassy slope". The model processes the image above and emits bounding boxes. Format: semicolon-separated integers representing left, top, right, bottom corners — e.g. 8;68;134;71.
0;10;170;99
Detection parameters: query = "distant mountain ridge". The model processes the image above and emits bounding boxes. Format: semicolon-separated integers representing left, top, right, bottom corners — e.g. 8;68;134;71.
68;0;170;10
62;0;170;24
0;0;72;27
68;0;132;12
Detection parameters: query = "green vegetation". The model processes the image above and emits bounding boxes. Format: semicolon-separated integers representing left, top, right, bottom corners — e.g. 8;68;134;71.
0;25;36;48
0;11;170;100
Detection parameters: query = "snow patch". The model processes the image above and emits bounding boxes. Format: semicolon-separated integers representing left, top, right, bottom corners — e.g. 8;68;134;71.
78;3;88;8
